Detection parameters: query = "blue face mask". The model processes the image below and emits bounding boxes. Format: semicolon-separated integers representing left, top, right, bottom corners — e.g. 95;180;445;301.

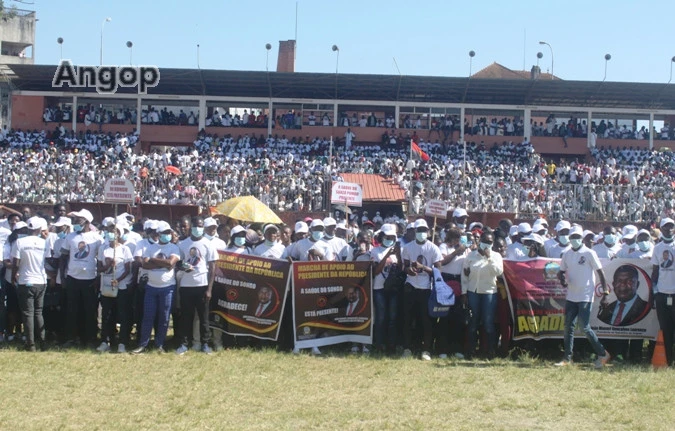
416;232;428;242
604;234;616;246
159;234;172;244
264;239;275;247
73;224;84;233
311;231;324;241
637;241;651;252
121;233;128;242
382;238;395;248
479;242;491;251
204;233;215;241
57;231;67;239
459;236;469;247
234;236;246;247
104;232;116;242
148;236;158;244
570;238;583;249
558;235;569;246
191;227;204;238
456;223;466;230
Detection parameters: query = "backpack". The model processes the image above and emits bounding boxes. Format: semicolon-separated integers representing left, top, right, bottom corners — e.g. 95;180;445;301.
428;267;456;318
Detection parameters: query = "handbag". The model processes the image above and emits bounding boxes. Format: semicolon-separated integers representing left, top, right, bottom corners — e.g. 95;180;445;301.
383;263;406;293
428;268;455;318
100;245;119;298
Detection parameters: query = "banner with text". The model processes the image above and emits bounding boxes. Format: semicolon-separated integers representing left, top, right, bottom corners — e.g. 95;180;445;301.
209;252;290;341
292;261;373;349
504;258;658;340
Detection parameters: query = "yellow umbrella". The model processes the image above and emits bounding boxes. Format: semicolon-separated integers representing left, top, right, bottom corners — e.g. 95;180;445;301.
213;196;283;224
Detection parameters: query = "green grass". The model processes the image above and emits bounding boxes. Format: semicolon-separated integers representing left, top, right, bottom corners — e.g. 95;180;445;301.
1;346;675;430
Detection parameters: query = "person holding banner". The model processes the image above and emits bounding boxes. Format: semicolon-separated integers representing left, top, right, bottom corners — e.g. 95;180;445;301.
371;224;401;354
461;231;503;359
401;219;443;360
556;225;611;368
253;225;285;259
438;228;469;359
226;226;251;254
322;217;352;262
651;217;675;366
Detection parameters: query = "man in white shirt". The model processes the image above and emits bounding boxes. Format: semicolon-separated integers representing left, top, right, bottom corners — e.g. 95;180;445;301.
651;218;675;366
60;209;102;347
203;217;227;252
439;227;469;358
615;225;639;258
506;222;532;260
593;226;622;259
322;217;350;262
556;225;611;368
176;216;218;355
344;128;356;150
286;219;334;262
253;225;285;259
12;217;48;351
546;221;572;259
401;218;442;360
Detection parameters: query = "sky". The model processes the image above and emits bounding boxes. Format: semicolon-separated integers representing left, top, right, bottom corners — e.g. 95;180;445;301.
21;0;675;83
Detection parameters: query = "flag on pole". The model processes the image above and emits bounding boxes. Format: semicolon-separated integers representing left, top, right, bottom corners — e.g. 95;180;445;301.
411;140;430;162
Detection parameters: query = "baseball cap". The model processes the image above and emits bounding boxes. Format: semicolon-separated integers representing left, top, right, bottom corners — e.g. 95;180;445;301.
414;219;429;229
533;218;548;228
517;222;532;234
469;222;483;232
509;225;519;236
118;212;135;222
621;225;638;240
263;224;279;233
555;220;571;232
230;225;246;236
660;217;675;228
102;217;116;227
406;223;415;230
381;224;397;236
27;216;47;231
12;221;27;231
582;230;595;239
323;217;337;227
52;216;72;227
68;209;94;223
203;217;218;228
143;219;159;231
156;221;172;233
570;225;584;236
294;221;309;234
310;219;324;228
452;208;468;218
522;233;544;245
637;228;651;238
336;222;347;230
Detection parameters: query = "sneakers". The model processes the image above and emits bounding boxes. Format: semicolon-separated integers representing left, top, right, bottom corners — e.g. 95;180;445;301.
131;346;147;355
311;346;322;356
157;346;166;354
402;348;413;358
202;344;213;355
421;351;432;361
594;351;611;369
454;352;465;359
439;353;448;359
292;346;301;355
555;359;573;367
176;344;189;355
117;343;126;354
361;345;370;355
350;345;360;354
96;342;110;353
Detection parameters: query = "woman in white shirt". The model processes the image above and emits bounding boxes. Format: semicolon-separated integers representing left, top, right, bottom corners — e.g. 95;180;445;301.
370;224;401;353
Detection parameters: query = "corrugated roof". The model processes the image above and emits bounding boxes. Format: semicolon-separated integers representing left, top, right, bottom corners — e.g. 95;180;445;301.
339;173;406;203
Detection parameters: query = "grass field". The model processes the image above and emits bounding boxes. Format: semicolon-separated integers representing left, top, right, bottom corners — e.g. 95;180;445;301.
1;346;675;431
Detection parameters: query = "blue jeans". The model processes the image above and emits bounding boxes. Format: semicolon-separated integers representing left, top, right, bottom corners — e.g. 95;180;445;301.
373;289;397;348
467;291;498;355
139;285;175;348
563;300;605;361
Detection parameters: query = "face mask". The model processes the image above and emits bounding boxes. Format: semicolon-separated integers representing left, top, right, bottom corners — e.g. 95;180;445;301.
459;236;469;247
264;239;275;247
234;236;246;247
570;238;583;249
121;233;128;242
662;233;673;242
416;232;428;242
456;223;466;230
604;234;616;246
17;233;27;239
479;242;491;251
57;231;66;239
324;234;334;240
311;231;324;241
191;227;204;237
73;224;84;233
148;236;158;244
104;232;116;242
383;239;395;247
558;235;569;246
204;233;214;241
637;241;651;252
159;234;172;244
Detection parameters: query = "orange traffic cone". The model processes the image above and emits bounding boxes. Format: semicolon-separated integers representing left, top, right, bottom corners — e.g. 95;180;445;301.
652;330;668;369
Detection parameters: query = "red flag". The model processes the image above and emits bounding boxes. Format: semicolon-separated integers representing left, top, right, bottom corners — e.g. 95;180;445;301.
411;141;430;162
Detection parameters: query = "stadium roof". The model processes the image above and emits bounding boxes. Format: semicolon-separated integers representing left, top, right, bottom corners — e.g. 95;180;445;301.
8;64;675;111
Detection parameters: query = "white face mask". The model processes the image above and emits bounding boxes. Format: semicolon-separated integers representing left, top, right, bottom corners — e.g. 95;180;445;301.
558;235;569;246
637;241;651;252
570;238;583;249
311;231;324;241
416;232;428;242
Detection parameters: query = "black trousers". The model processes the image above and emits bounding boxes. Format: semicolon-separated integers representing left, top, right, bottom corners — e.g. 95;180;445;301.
179;286;210;346
100;289;133;345
656;293;675;365
403;284;433;352
65;276;98;344
17;284;46;347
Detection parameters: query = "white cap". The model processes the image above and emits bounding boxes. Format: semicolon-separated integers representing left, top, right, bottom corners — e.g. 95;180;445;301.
381;223;397;236
143;219;158;231
522;233;544;245
118;212;134;222
68;209;94;223
310;219;324;228
263;224;279;233
294;221;309;234
517;222;532;234
13;221;27;231
637;228;651;238
114;223;127;236
414;219;429;229
52;216;72;227
570;225;584;236
533;218;548;228
336;222;347;230
555;220;571;232
156;221;172;233
26;216;47;231
468;222;483;232
452;208;468;218
582;230;595;238
102;217;116;227
203;217;218;228
406;223;415;230
323;217;337;227
621;224;639;240
660;217;675;228
231;225;246;236
509;225;519;236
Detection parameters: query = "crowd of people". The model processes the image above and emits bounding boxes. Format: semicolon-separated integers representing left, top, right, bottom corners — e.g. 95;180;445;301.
2;203;674;369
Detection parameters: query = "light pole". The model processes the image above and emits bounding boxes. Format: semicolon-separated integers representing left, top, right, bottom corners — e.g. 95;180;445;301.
126;41;133;65
57;37;63;61
539;41;553;79
332;44;339;128
197;44;200;69
265;43;272;71
468;50;475;76
669;56;675;84
603;54;611;81
100;17;111;66
536;51;543;67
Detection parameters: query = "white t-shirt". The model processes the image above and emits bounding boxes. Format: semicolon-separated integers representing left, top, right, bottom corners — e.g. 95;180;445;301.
285;238;334;261
401;240;442;289
324;236;352;262
62;231;103;280
652;241;675;294
547;243;570;259
560;246;602;302
98;243;133;289
12;235;47;285
253;242;285;259
370;245;398;290
142;242;180;288
134;238;154;281
209;237;228;252
178;237;218;287
593;242;621;259
439;243;467;275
